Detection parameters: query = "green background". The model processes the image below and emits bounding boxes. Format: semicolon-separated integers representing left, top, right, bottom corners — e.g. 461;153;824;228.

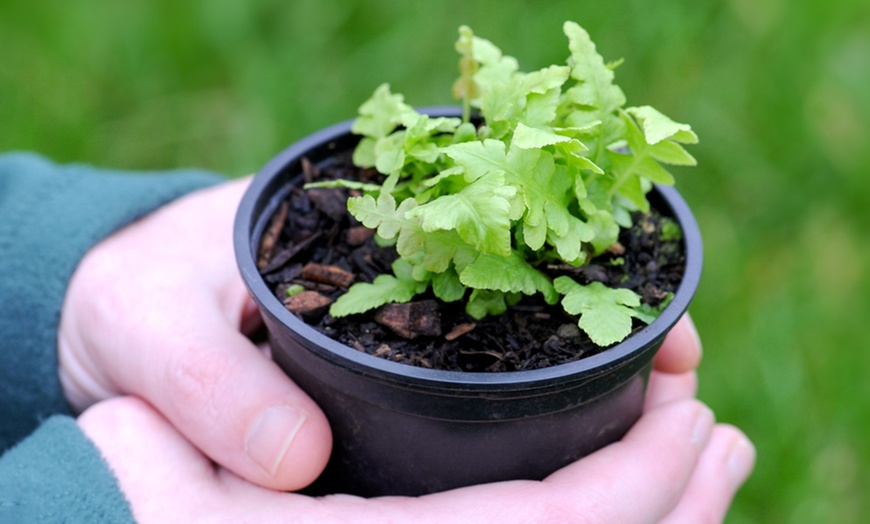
2;1;868;521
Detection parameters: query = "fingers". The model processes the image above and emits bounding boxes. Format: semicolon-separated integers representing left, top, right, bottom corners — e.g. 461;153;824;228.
645;370;698;411
369;399;717;524
659;425;756;524
654;314;703;375
78;397;214;523
134;319;333;492
61;179;333;492
240;295;266;338
540;399;715;523
79;398;750;524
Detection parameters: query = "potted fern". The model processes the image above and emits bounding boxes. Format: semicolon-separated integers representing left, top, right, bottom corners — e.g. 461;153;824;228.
235;21;702;497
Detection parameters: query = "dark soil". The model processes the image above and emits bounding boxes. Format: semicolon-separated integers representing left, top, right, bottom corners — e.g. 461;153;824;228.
257;151;686;372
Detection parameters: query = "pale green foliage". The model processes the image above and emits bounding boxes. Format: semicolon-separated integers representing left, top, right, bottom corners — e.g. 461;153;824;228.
285;284;305;297
407;171;517;256
330;259;427;317
553;277;653;347
466;289;509;319
324;21;697;346
459;252;558;303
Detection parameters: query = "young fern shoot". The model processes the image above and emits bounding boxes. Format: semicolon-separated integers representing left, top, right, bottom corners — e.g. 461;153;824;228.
319;21;698;347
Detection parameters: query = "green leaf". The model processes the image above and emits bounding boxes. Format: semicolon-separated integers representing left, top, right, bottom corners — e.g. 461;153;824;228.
459;252;557;302
446;140;591;260
648;140;697;166
633;156;676;185
626;106;698;145
373;132;406;174
547;211;593;263
420;230;469;273
469;33;519;90
553;277;646;346
347;193;389;229
565;152;603;174
402;113;463;164
512;148;554;228
583;176;612;212
443;139;508;182
330;260;428;317
352;84;415;139
607;111;681;201
586;209;621;255
422;165;464;188
553;121;602;137
562;22;628;165
512;122;574;149
632;305;658;325
395;218;425;259
521;65;571;95
660;217;683;242
521;219;548;251
352;137;377;168
523;88;562;128
304;179;383;192
563;22;626;112
573;171;590;201
466;289;507;319
407;172;516;256
474;64;567;127
285;284;305;297
346;192;418;240
432;267;465;302
608;153;650;211
444;139;554;231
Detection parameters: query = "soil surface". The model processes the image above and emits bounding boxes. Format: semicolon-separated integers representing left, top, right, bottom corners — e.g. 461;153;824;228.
257;152;686;372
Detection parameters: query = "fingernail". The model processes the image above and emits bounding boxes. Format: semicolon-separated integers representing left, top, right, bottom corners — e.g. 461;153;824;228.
727;436;756;485
245;405;308;476
691;405;714;446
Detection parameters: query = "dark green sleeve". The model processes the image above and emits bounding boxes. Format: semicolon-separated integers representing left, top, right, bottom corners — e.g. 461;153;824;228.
0;416;136;523
0;152;223;451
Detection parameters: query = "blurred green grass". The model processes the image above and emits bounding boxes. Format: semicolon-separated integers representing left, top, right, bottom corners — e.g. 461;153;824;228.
2;0;868;521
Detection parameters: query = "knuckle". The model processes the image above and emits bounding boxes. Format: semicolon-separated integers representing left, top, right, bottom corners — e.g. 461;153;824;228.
162;343;235;421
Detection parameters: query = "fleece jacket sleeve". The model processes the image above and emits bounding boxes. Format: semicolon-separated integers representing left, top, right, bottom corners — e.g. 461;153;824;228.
0;416;136;523
0;152;222;450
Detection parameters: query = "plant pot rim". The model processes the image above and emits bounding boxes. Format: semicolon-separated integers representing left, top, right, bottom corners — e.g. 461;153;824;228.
234;107;703;392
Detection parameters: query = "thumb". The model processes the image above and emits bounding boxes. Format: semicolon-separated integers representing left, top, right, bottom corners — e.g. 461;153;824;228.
129;320;332;491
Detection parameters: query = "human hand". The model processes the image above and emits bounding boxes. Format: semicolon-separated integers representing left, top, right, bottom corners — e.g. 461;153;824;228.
61;174;754;519
59;178;332;491
78;317;754;522
647;315;756;523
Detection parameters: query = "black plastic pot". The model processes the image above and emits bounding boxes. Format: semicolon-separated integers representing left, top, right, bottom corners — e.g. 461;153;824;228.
234;110;703;497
